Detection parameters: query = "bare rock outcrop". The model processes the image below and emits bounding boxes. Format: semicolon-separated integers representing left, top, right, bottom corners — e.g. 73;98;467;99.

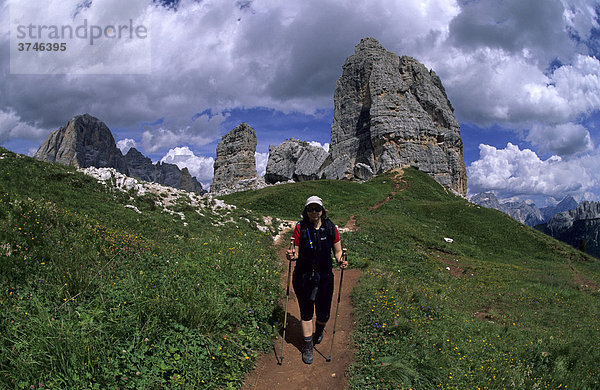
320;38;467;195
540;201;600;258
124;148;203;193
211;123;258;193
34;114;204;193
34;113;129;174
265;138;328;183
546;201;600;233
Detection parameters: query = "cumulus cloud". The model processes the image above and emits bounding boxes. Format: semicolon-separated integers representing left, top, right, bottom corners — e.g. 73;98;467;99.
255;151;268;177
2;0;598;132
8;0;151;75
160;146;214;188
563;0;600;43
3;0;598;134
526;123;594;155
447;0;575;63
424;0;600;129
116;138;137;155
308;141;329;152
0;0;459;146
468;143;600;199
429;48;600;128
0;108;47;144
141;112;226;153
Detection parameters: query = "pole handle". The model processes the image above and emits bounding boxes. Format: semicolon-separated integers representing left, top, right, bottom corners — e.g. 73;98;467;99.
339;248;347;268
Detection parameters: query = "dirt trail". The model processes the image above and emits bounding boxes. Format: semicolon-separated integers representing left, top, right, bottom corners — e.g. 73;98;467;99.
371;168;409;210
243;231;361;389
568;254;598;291
342;215;359;232
243;172;407;389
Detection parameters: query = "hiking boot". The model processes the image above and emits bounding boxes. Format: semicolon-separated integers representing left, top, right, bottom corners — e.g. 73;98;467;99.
314;323;325;345
314;328;324;345
302;340;314;364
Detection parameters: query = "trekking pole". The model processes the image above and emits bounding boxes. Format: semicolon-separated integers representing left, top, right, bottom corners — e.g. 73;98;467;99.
279;238;295;365
327;248;346;362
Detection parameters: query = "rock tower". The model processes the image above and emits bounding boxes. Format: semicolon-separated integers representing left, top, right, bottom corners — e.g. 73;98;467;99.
211;123;259;193
320;37;467;195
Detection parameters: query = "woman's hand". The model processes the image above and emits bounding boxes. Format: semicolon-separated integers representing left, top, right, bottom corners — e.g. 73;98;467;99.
286;249;296;261
338;257;348;269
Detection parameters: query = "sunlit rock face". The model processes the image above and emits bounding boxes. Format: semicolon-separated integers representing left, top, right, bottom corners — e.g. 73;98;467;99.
322;38;467;195
212;123;259;194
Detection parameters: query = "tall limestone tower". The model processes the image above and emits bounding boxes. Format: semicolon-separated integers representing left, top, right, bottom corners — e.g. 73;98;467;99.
211;123;259;193
320;38;467;195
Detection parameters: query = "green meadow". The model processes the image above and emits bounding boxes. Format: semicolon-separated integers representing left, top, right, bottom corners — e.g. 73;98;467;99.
0;148;280;389
224;169;600;389
2;147;600;389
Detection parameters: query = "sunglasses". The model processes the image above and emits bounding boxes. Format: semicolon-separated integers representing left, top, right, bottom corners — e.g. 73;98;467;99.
306;206;322;213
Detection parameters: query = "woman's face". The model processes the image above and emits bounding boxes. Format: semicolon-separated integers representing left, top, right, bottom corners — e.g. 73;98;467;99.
306;203;322;222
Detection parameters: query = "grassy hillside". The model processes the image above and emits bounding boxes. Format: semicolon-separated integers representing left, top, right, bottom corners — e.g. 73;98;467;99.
0;148;282;389
223;168;600;389
2;147;600;389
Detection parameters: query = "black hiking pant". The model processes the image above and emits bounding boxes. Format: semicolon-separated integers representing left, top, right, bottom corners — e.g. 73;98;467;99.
292;269;334;323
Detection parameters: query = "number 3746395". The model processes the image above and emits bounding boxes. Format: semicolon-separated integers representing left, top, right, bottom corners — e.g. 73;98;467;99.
17;42;67;52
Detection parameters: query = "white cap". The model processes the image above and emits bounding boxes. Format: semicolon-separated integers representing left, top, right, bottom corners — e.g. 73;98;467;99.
305;195;323;207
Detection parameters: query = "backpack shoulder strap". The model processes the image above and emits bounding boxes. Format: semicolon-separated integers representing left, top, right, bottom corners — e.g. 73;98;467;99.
324;218;336;241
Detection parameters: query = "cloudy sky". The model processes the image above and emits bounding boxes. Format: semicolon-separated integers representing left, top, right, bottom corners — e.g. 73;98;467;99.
1;0;599;203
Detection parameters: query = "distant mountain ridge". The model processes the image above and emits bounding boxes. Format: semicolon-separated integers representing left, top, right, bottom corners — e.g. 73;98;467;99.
34;114;204;193
470;192;578;227
536;201;600;258
540;196;580;221
470;192;599;257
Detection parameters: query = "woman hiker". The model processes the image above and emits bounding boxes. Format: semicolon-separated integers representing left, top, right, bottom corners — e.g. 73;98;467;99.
286;196;348;364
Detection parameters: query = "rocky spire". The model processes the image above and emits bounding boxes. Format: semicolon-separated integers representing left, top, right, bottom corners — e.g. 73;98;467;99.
34;113;129;174
211;123;258;193
320;37;467;195
34;114;204;193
